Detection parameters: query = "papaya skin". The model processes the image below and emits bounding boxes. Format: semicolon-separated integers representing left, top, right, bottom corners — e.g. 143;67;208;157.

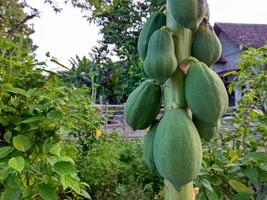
144;28;177;84
125;79;162;130
168;0;206;30
143;120;159;170
137;11;166;60
185;62;228;126
153;109;202;191
193;117;220;141
192;19;222;67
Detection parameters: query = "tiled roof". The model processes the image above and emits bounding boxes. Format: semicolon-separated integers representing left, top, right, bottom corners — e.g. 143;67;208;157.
214;22;267;48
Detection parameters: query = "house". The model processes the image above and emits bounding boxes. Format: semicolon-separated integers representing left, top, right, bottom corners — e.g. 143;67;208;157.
212;22;267;106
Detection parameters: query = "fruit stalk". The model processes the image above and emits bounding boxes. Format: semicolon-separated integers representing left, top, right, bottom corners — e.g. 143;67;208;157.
163;1;195;199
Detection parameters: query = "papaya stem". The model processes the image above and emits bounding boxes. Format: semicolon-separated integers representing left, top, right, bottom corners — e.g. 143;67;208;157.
163;0;195;199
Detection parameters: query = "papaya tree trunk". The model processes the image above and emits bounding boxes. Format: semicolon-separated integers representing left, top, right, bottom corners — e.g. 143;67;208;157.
163;1;195;199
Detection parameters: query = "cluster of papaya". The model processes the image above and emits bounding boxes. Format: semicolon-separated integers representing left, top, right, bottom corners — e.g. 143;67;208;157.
125;0;228;192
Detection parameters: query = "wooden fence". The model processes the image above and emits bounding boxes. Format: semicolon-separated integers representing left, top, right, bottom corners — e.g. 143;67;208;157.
95;104;167;138
96;104;145;138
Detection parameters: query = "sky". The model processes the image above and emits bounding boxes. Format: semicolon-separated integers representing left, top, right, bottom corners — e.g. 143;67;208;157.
26;0;267;70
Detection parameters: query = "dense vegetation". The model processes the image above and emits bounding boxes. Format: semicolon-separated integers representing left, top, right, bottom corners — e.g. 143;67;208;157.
0;0;266;199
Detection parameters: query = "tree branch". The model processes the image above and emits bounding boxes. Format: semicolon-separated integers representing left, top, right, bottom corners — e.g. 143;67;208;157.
7;14;38;35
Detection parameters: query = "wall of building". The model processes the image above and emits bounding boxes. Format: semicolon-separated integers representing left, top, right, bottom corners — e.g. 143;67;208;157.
213;31;242;74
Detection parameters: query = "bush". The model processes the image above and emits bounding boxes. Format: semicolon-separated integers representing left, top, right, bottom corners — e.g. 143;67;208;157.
0;36;104;199
77;132;163;200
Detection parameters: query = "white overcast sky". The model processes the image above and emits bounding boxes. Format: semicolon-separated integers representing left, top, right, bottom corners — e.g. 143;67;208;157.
26;0;267;70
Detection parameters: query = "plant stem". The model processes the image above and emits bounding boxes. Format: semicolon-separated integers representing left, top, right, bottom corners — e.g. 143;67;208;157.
163;1;195;199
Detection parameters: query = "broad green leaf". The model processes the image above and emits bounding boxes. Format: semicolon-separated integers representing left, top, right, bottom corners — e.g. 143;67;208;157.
80;189;92;199
228;180;252;194
231;192;252;200
245;152;267;162
5;87;28;97
60;156;75;164
47;111;64;120
202;179;213;191
207;176;223;186
53;161;75;175
205;189;219;200
4;131;12;143
12;135;32;152
244;167;258;182
60;175;80;193
8;156;25;173
49;144;62;157
38;183;57;200
6;173;21;189
0;167;12;180
0;116;8;126
1;188;21;200
0;146;14;158
20;115;43;123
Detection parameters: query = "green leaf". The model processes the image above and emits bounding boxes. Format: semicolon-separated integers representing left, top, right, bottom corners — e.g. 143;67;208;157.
245;152;267;162
0;116;8;126
231;192;252;200
8;156;25;173
5;87;28;97
228;180;252;194
49;144;62;157
80;189;92;199
20;115;43;123
205;189;219;200
60;175;80;193
202;179;213;191
12;135;32;152
0;146;14;158
47;111;64;120
6;173;21;189
4;131;12;143
53;161;75;175
1;188;21;200
38;183;57;200
0;167;12;180
244;167;258;182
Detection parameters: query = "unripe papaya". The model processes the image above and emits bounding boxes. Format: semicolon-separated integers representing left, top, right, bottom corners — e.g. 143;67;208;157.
193;117;219;141
125;80;162;130
184;61;228;126
192;19;222;67
144;27;177;84
168;0;206;30
153;109;202;191
143;120;159;170
137;11;166;60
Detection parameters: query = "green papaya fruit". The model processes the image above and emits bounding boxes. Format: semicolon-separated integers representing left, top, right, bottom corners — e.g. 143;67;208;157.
193;117;219;141
184;61;228;126
137;11;166;60
143;120;159;170
192;19;222;67
125;80;162;130
168;0;206;30
144;27;177;84
153;109;202;191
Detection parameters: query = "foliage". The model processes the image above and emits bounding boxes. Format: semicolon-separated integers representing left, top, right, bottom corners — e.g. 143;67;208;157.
0;36;103;199
195;46;267;200
0;0;38;53
77;133;164;200
58;55;147;104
